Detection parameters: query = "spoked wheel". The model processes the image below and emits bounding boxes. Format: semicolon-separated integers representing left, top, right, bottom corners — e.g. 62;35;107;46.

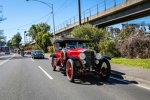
66;59;75;82
51;57;56;71
60;51;66;67
99;60;111;82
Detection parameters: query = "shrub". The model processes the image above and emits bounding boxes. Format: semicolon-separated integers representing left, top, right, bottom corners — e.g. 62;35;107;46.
47;46;54;53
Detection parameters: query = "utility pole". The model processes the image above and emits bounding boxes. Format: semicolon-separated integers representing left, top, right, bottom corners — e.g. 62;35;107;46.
78;0;81;25
24;32;26;44
51;4;56;39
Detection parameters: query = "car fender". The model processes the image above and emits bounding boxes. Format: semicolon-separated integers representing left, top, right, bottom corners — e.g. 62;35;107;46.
100;55;111;61
97;55;111;68
68;56;78;61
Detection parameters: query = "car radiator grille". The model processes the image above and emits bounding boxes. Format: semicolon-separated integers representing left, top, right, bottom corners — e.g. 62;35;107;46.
84;50;95;68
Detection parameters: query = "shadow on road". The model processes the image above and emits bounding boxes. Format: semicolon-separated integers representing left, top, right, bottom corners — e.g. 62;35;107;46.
55;68;138;86
33;58;49;60
111;70;125;79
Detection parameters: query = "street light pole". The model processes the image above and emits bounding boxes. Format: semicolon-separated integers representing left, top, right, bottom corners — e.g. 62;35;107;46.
24;32;26;43
26;0;56;39
17;29;27;44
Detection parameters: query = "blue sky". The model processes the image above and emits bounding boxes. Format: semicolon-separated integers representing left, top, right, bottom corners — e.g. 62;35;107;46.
0;0;149;42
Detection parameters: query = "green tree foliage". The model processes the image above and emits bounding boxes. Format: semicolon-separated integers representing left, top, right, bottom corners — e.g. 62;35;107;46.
28;23;50;40
99;39;121;57
71;24;121;57
0;30;5;41
117;24;137;40
11;32;22;48
72;24;107;50
28;23;51;52
7;40;13;47
42;32;51;52
0;35;4;41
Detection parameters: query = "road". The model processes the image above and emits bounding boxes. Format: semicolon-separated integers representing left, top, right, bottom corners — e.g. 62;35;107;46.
0;54;150;100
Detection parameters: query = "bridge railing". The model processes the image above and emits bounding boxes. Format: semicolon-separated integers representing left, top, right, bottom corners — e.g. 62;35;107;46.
54;0;126;33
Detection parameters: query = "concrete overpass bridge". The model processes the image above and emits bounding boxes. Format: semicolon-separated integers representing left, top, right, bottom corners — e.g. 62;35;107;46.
55;0;150;36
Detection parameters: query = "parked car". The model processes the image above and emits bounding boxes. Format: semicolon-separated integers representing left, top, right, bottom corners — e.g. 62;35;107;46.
50;37;111;82
31;50;44;59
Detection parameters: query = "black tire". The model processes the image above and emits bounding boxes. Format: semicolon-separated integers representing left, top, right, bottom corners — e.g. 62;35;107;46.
51;57;56;71
98;60;111;82
66;59;76;82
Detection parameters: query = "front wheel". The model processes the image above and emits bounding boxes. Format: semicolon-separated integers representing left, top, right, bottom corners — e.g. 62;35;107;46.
66;59;76;82
98;60;111;82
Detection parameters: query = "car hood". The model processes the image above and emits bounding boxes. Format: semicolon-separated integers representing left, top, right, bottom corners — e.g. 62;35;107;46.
67;48;87;57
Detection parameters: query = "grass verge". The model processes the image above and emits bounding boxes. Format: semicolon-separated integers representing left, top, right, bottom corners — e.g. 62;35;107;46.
110;58;150;69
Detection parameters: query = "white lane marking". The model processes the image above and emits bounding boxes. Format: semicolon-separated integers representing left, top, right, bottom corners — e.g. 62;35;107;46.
38;66;53;80
111;76;150;90
136;84;150;90
31;58;34;62
0;54;15;66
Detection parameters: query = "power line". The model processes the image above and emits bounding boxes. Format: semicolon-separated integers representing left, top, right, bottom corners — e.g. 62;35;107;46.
55;0;68;13
18;13;51;29
55;0;75;14
3;13;51;31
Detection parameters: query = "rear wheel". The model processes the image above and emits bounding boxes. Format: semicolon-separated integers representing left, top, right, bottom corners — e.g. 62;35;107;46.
51;57;56;71
66;59;76;82
98;60;111;82
60;51;66;67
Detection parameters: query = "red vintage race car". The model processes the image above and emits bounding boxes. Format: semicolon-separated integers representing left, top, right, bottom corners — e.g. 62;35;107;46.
50;37;111;82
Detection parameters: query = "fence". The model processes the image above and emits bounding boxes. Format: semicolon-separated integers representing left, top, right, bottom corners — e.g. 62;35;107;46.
54;0;126;33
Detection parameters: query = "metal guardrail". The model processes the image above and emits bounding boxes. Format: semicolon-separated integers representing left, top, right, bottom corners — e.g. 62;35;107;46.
54;0;126;33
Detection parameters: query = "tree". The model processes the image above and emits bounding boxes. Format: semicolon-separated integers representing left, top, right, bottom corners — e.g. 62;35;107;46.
28;23;51;52
7;40;13;47
0;30;5;41
0;5;6;23
41;32;51;52
117;24;137;40
0;6;6;41
11;32;22;48
99;39;121;57
28;23;50;40
71;24;108;51
71;24;121;57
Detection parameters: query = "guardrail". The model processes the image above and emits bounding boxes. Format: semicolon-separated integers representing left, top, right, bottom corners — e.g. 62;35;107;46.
54;0;126;33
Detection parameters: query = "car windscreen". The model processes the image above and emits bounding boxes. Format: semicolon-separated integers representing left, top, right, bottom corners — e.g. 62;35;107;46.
66;42;78;48
35;50;43;54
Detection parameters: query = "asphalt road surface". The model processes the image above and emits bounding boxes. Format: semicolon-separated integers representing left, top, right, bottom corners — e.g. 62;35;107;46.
0;54;150;100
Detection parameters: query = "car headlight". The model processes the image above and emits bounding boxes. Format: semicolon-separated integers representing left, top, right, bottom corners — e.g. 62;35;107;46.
96;53;102;59
79;53;86;60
